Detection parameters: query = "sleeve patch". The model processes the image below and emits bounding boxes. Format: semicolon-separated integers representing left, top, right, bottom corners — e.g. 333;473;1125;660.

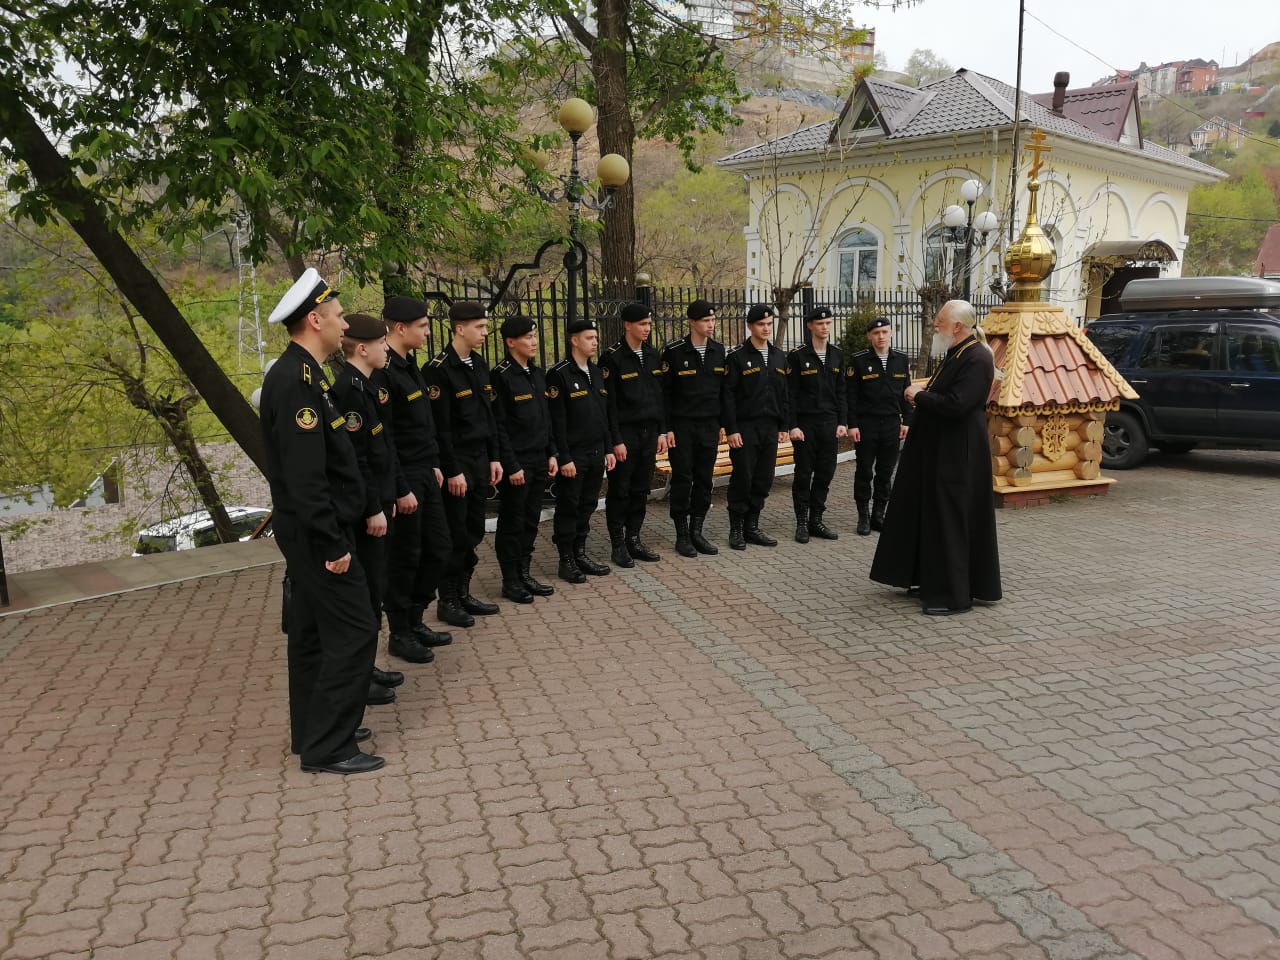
425;385;439;400
344;412;363;432
547;386;559;399
296;408;318;429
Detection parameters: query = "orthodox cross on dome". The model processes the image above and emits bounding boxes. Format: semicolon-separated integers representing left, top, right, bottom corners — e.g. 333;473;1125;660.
1024;128;1052;179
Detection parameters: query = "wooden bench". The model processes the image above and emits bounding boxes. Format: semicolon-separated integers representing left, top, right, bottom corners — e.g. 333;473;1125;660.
652;430;796;495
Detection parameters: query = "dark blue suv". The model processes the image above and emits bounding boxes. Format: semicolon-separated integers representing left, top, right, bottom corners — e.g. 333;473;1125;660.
1084;277;1280;468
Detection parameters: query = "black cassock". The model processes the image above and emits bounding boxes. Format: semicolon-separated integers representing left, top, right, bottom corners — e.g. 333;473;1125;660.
869;334;1001;609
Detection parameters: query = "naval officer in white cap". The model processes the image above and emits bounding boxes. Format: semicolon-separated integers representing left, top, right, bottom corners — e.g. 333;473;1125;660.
260;268;383;775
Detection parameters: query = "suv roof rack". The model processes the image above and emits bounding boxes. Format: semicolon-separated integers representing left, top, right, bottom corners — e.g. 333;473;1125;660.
1119;276;1280;312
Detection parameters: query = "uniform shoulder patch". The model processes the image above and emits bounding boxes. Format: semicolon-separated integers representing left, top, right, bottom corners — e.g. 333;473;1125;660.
495;359;510;371
547;385;560;399
296;408;318;429
300;363;312;384
428;354;445;367
377;387;390;405
344;411;363;432
427;384;441;400
601;366;610;378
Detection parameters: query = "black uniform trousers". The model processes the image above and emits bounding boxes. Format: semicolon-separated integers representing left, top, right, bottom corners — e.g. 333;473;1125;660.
728;420;779;518
668;417;720;519
278;531;377;764
792;415;837;515
553;445;604;546
854;416;902;505
443;444;490;579
352;509;391;636
605;423;659;535
495;458;549;566
384;474;450;632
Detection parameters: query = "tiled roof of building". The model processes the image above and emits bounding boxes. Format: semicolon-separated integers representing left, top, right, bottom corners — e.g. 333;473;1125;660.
1029;82;1135;141
720;69;1222;180
983;307;1139;409
1255;224;1280;277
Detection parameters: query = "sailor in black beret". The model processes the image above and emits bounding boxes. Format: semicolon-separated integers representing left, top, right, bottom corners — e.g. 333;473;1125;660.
788;304;847;543
499;315;535;340
448;300;487;323
382;295;429;325
343;313;388;341
566;317;597;335
687;299;716;320
268;267;340;328
849;315;911;536
746;303;775;325
620;301;652;324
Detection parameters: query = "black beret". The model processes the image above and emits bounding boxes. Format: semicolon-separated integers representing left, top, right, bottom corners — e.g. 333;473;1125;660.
621;302;652;323
567;317;597;335
382;295;429;324
746;303;776;324
687;299;716;320
449;300;486;323
866;316;891;333
805;306;834;323
344;313;387;341
501;315;535;340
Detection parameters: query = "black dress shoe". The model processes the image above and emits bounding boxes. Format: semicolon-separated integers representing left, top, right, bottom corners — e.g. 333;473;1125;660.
626;537;660;562
367;682;396;705
389;633;436;664
355;727;372;743
922;605;972;616
411;624;453;646
371;667;405;689
301;752;386;775
459;593;500;616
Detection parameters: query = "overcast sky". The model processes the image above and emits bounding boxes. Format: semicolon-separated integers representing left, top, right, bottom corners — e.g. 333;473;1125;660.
866;0;1278;90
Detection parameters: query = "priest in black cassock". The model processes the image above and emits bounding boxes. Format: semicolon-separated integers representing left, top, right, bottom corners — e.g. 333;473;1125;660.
869;299;1001;616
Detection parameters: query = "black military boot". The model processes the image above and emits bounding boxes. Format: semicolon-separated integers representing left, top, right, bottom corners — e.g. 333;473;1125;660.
459;571;499;615
673;515;697;558
728;514;747;551
558;544;587;584
744;511;777;547
626;533;660;562
574;539;611;576
870;499;888;532
794;507;810;544
808;509;839;540
500;561;534;604
520;556;555;596
609;527;635;568
371;666;405;688
436;578;475;629
388;631;436;663
689;515;718;555
367;681;396;705
409;604;452;646
856;501;872;536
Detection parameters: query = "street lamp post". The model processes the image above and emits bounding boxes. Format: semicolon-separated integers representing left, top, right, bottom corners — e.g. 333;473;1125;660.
527;98;631;327
942;179;999;300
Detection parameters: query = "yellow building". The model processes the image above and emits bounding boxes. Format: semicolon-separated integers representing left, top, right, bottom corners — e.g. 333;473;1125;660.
720;70;1224;337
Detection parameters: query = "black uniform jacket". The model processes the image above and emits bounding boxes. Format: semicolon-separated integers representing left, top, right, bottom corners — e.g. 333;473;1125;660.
384;347;440;489
847;349;913;428
787;342;848;427
330;362;396;519
422;344;505;478
600;338;666;432
546;357;615;460
491;355;556;473
723;341;789;434
661;336;726;423
259;342;366;562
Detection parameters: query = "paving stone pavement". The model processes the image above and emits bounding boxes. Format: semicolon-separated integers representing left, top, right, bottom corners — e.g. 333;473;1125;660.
3;451;1280;960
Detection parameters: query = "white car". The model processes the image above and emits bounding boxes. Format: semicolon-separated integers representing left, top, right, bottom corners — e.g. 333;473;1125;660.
132;506;270;556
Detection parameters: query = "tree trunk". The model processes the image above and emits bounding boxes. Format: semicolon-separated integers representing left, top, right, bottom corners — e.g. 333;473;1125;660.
592;0;636;302
0;83;268;474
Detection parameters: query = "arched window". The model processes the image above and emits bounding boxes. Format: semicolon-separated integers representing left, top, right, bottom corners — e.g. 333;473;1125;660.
837;227;879;294
923;224;955;288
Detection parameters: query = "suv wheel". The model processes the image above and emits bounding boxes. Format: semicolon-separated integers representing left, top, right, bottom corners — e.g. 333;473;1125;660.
1101;411;1149;469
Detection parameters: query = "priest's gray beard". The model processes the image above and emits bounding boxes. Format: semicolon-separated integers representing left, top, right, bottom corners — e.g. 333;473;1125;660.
930;329;956;358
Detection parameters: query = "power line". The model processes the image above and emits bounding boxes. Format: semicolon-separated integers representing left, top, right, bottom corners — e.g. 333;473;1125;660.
1186;211;1279;223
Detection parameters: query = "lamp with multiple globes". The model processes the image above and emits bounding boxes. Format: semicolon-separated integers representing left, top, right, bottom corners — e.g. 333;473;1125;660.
941;178;999;300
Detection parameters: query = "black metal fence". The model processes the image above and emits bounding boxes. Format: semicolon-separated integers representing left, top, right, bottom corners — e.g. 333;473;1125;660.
417;277;1004;370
